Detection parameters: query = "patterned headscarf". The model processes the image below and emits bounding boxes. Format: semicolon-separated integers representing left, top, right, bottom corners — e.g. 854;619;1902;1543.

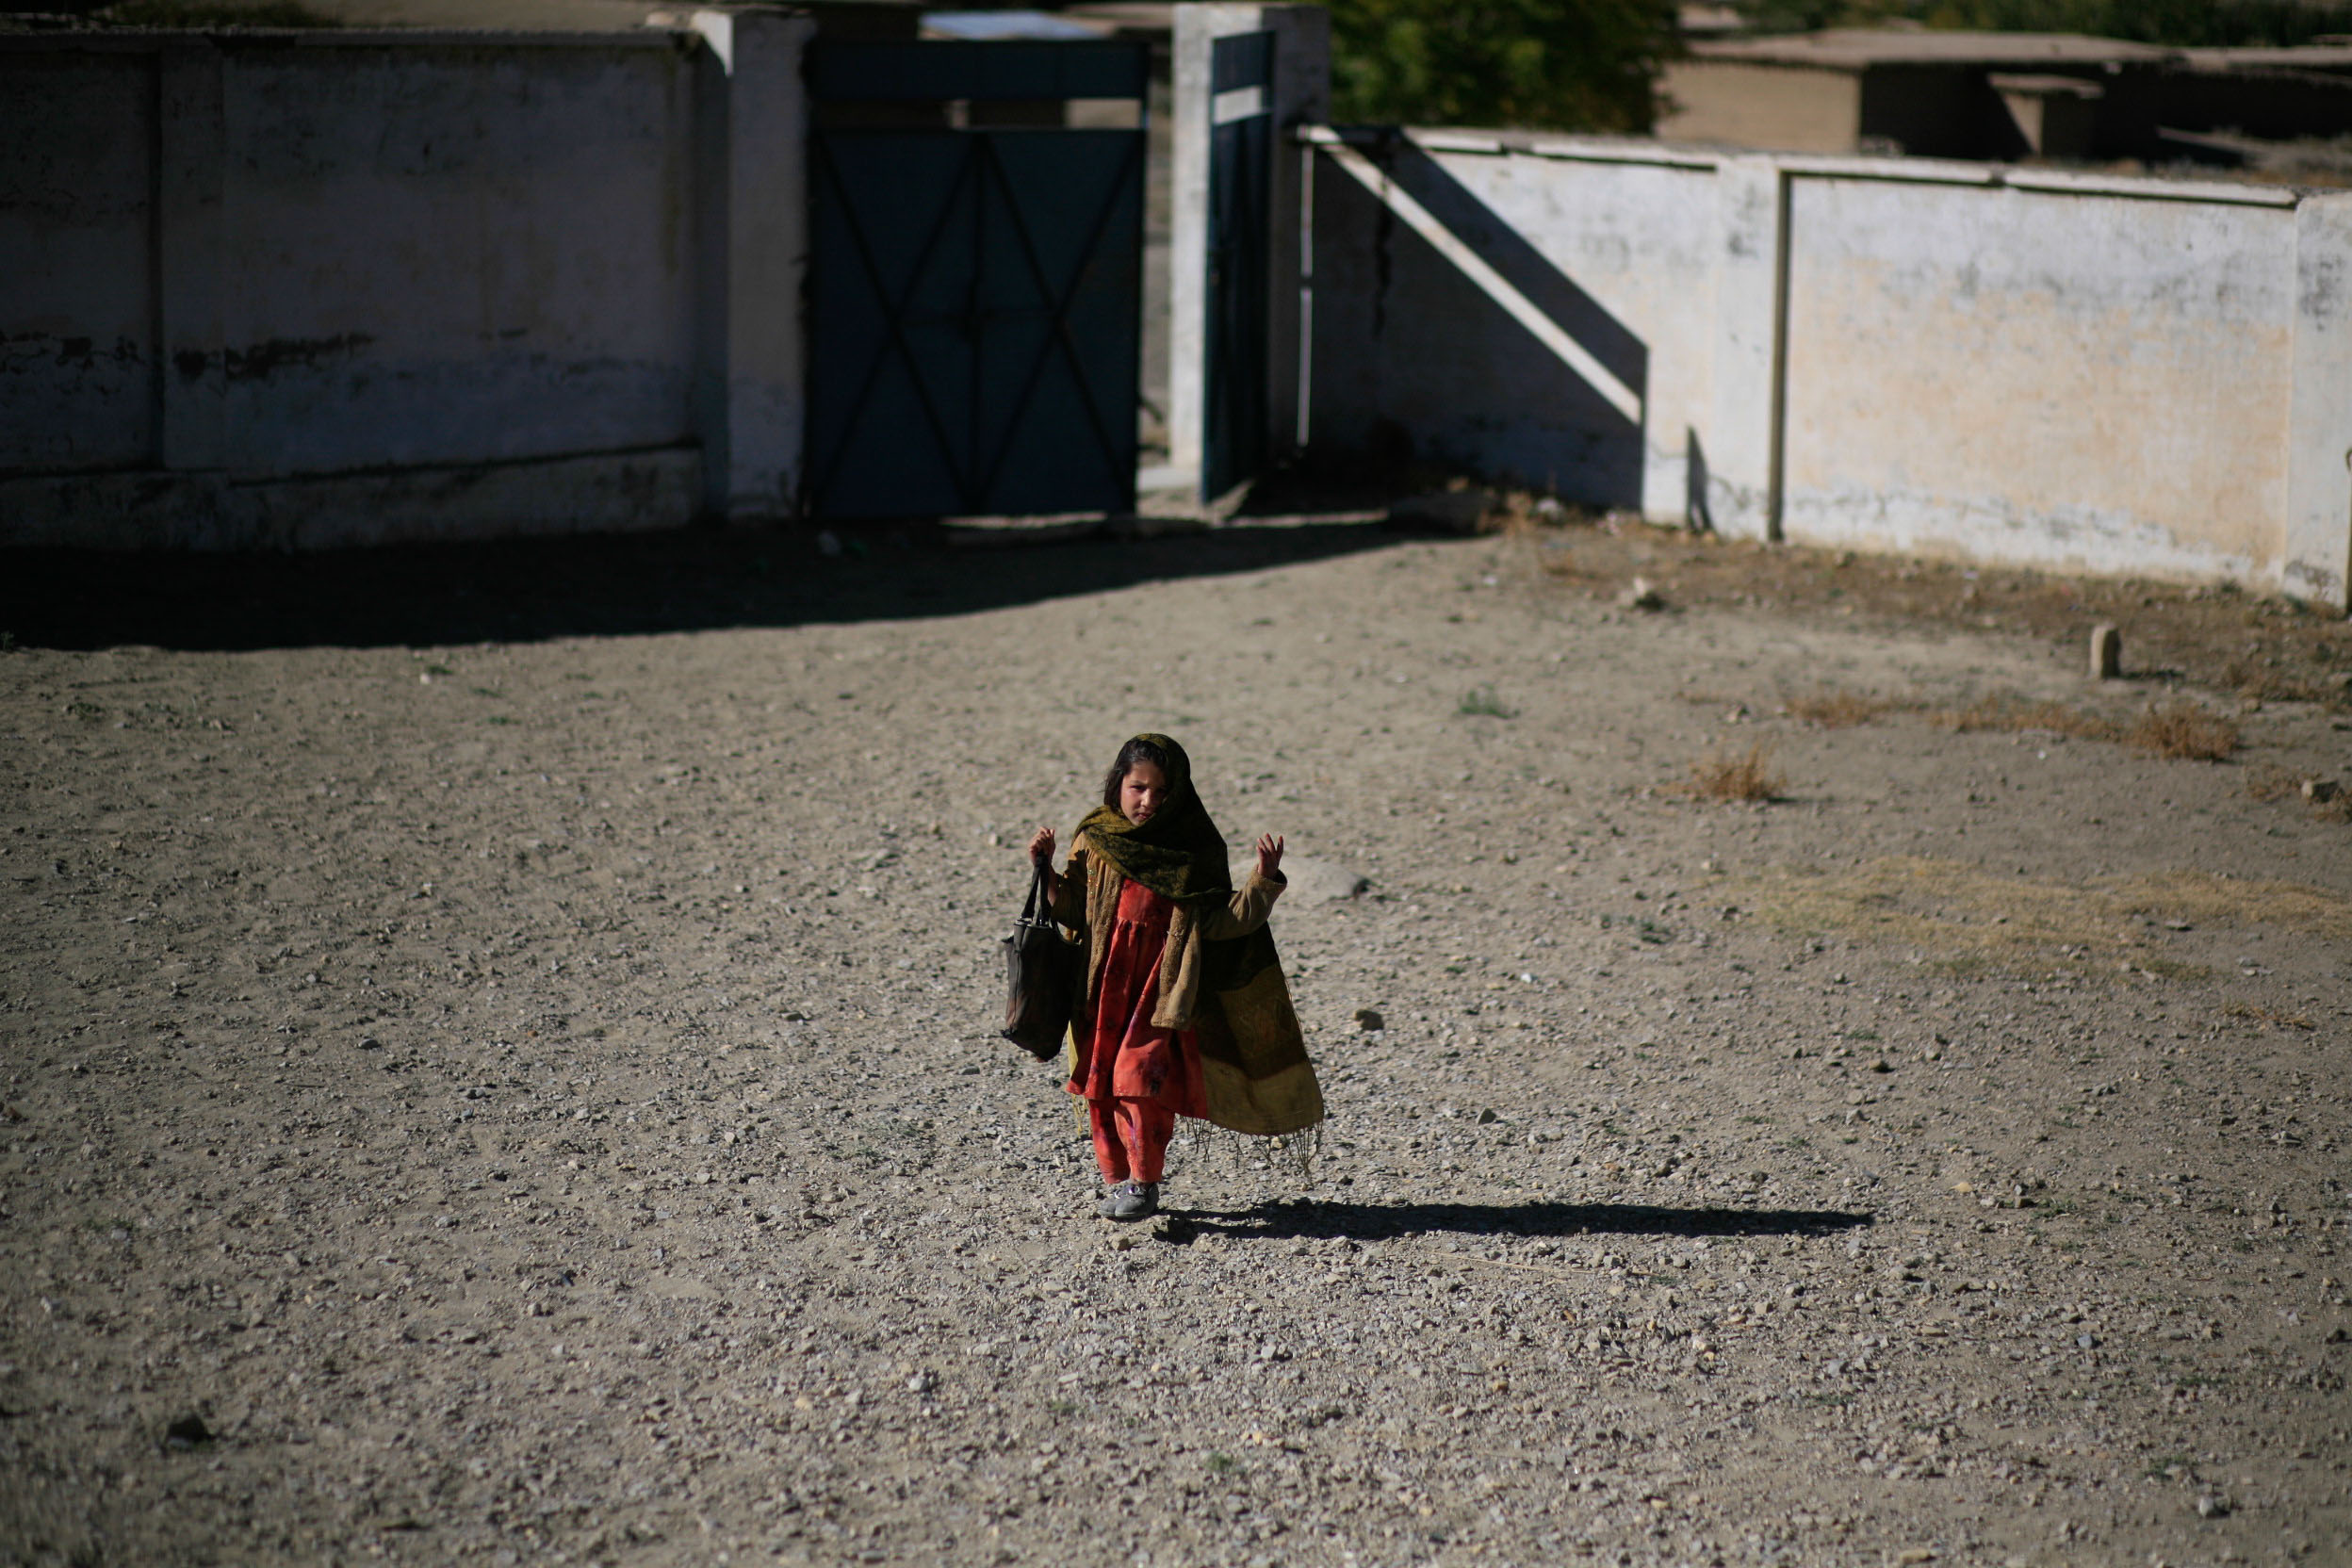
1072;733;1234;905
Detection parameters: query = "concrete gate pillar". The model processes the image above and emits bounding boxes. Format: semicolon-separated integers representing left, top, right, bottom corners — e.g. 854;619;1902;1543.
1168;3;1330;501
693;8;815;521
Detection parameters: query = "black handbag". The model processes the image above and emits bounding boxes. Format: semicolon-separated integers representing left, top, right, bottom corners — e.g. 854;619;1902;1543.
1001;861;1077;1061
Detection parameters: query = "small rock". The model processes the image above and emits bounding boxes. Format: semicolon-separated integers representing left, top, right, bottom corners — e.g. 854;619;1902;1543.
1232;855;1366;903
2088;622;2122;680
1476;1108;1498;1124
1352;1007;1385;1032
2302;778;2341;805
2076;1331;2098;1348
1617;577;1666;612
1869;1057;1892;1073
2196;1494;2229;1518
815;530;843;557
163;1413;212;1450
1895;1550;1936;1565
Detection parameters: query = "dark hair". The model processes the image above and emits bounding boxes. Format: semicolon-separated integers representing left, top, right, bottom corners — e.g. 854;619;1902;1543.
1101;736;1176;808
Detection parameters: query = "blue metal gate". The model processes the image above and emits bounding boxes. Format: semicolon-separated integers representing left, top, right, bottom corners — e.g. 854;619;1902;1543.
807;41;1149;518
1202;30;1275;502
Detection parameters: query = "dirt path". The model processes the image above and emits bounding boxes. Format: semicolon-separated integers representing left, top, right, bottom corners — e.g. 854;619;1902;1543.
3;524;2348;1568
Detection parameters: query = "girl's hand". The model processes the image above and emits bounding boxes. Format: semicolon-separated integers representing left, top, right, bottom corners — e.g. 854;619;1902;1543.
1254;832;1284;880
1026;825;1055;869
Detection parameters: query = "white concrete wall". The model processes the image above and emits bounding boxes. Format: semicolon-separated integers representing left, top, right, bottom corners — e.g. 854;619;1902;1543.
1308;132;2352;610
0;19;808;549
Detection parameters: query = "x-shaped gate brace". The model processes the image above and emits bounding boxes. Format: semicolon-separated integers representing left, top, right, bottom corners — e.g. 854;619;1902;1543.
809;128;1141;516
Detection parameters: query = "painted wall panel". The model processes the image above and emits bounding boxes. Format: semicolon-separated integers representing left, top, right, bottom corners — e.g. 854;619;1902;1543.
1779;175;2294;583
1309;143;1716;515
0;52;157;474
217;44;699;477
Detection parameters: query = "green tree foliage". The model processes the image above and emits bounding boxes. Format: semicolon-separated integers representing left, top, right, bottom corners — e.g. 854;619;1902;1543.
1328;0;1682;132
1734;0;2352;45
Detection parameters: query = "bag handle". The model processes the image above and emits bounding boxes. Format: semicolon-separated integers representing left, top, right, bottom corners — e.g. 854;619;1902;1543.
1019;858;1053;925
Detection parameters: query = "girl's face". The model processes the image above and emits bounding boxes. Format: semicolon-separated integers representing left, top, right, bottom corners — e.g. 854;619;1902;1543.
1119;760;1170;825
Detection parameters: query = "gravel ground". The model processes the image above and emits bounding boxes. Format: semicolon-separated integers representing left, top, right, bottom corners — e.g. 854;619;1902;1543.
3;524;2349;1568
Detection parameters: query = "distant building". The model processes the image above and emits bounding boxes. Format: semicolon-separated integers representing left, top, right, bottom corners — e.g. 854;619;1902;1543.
1659;29;2176;161
1658;28;2352;167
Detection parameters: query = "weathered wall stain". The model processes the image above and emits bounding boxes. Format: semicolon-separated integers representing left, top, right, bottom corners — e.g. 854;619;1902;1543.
221;334;377;383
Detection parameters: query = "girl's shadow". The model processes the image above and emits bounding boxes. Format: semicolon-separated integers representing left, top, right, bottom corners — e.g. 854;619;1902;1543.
1157;1198;1870;1245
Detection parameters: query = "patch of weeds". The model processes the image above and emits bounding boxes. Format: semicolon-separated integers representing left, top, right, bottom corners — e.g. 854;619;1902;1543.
2244;763;2350;821
64;699;106;722
1930;693;2115;740
1046;1398;1081;1416
1786;688;1901;728
1737;1114;1774;1125
1205;1451;1242;1476
1458;686;1513;719
470;686;503;699
1677;743;1784;804
485;715;516;727
0;631;15;653
2246;763;2306;803
2125;701;2238;761
2224;1002;2315;1031
1843;1028;1879;1042
1781;1135;1810;1150
423;663;454;677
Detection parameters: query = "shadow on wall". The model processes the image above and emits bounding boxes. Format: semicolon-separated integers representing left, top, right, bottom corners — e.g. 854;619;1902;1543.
1307;134;1647;508
0;521;1403;653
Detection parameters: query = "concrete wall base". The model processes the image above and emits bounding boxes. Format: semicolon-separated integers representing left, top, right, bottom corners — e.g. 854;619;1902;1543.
0;448;704;552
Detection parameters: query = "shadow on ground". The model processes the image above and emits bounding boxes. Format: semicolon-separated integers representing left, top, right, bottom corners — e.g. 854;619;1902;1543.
1168;1199;1872;1243
0;517;1401;652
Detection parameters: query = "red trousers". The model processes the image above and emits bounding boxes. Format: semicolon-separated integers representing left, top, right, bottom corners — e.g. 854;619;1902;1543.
1089;1097;1176;1184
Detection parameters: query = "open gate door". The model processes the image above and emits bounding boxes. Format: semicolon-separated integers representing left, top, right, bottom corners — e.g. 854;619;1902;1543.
1201;30;1274;503
807;41;1149;518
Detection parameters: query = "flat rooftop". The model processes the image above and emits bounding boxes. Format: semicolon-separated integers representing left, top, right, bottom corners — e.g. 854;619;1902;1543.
1690;28;2179;70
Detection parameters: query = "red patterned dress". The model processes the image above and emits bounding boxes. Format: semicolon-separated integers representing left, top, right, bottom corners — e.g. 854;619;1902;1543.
1068;876;1208;1183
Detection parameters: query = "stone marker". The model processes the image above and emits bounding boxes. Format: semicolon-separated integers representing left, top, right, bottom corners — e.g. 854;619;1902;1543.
1352;1007;1385;1032
1618;576;1666;612
2089;622;2122;679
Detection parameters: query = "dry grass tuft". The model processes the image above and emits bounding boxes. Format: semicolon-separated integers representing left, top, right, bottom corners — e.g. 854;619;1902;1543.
2125;701;2239;760
2225;1002;2316;1031
1929;693;2117;741
1785;687;1901;728
1680;744;1785;803
2245;763;2307;803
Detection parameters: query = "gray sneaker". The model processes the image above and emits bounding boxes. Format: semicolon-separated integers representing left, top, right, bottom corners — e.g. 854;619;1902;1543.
1102;1181;1160;1222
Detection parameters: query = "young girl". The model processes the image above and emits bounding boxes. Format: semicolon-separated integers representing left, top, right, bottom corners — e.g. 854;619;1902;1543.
1025;733;1324;1221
